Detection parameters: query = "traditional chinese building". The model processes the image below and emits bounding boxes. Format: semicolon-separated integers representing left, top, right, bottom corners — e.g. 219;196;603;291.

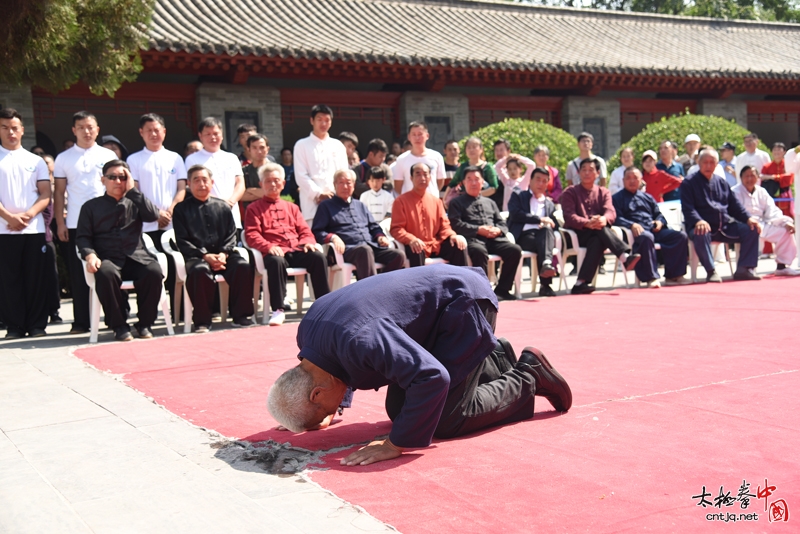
4;0;800;157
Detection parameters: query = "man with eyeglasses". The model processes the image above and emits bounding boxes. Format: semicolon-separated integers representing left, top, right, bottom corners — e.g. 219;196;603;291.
76;160;164;341
53;111;117;334
244;163;330;326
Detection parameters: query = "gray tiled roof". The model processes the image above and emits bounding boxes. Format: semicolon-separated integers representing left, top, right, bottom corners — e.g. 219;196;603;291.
148;0;800;79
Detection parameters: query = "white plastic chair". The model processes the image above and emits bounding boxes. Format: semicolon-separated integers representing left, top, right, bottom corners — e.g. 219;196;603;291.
514;231;563;297
160;229;248;333
79;234;174;343
241;232;311;325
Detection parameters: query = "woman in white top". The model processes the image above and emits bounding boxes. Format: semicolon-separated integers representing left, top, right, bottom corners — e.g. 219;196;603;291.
608;146;635;195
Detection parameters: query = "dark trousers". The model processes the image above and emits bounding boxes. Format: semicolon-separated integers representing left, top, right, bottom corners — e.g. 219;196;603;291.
185;253;254;326
95;258;163;330
519;227;555;285
405;238;469;268
342;244;406;279
263;249;330;312
690;221;759;272
467;237;522;294
385;298;535;440
44;241;61;315
574;226;629;282
0;234;48;333
146;230;176;312
67;228;91;329
632;228;688;282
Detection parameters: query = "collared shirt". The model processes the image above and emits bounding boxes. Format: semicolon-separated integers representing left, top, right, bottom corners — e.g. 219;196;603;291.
390;190;455;255
608;165;626;196
312;196;384;249
642;169;682;203
128;147;187;232
656;160;685;178
735;149;771;180
391;149;447;196
561;184;616;229
184;148;243;228
293;133;348;221
297;264;498;449
54;143;117;228
359;188;394;221
565;155;608;186
75;189;160;267
244;196;315;254
731;183;790;226
0;145;50;235
680;171;750;232
173;195;237;260
522;194;547;232
611;189;667;229
447;193;508;240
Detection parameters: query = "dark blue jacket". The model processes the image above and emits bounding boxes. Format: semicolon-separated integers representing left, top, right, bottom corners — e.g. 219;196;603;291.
311;196;384;249
507;190;558;241
680;171;749;232
296;264;498;449
611;189;667;229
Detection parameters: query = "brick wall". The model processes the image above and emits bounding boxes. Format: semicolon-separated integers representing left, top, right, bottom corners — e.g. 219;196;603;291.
196;83;283;159
399;92;470;149
698;99;748;128
562;97;621;159
0;84;36;150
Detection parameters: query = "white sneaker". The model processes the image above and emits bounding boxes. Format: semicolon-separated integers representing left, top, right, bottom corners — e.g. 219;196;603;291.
268;309;286;326
774;266;800;276
646;280;661;288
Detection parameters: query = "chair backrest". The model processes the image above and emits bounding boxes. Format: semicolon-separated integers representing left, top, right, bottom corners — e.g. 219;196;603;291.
658;201;683;231
160;228;178;253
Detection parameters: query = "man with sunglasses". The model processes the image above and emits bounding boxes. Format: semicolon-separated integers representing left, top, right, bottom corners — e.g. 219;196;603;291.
76;160;164;341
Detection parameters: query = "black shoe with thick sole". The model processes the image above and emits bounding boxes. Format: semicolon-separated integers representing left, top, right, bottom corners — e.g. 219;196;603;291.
135;326;154;339
114;327;133;342
623;253;641;271
5;329;25;340
517;347;572;412
571;283;595;295
28;328;47;338
494;291;517;301
69;325;89;335
538;285;556;297
49;314;63;324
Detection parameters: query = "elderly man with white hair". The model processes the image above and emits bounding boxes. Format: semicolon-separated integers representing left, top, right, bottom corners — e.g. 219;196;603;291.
244;162;331;326
311;168;405;280
732;165;799;276
681;148;762;283
267;264;572;467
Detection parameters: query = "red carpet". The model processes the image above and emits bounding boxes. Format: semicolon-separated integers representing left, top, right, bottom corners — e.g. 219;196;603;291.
75;277;800;533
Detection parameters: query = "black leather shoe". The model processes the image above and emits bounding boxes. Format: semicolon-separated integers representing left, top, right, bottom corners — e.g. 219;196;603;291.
28;328;47;338
733;268;762;281
539;263;557;279
538;285;556;297
114;327;133;342
69;325;89;335
135;326;153;339
517;347;572;412
598;265;607;275
623;253;641;271
49;313;63;324
571;283;595;295
495;337;518;365
5;329;25;340
494;291;517;301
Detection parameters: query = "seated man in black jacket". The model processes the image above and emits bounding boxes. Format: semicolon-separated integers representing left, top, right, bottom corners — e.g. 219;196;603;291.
76;160;163;341
173;165;255;332
508;167;559;297
448;166;522;301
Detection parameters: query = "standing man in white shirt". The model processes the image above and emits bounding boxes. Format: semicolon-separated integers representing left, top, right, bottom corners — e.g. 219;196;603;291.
735;132;771;180
128;113;187;309
391;121;447;196
565;132;607;187
293;104;349;226
185;117;245;229
53;110;118;334
0;108;52;339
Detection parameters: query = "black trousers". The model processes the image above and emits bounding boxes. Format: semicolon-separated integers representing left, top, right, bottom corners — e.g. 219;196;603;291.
574;226;629;282
185;253;253;326
467;237;522;294
0;234;48;333
263;249;330;312
519;227;555;285
385;299;535;440
405;238;469;268
342;244;406;279
44;241;61;315
94;257;163;330
67;228;91;329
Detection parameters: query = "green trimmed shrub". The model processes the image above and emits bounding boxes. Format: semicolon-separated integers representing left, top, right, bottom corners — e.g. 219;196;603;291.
461;119;579;187
609;113;769;170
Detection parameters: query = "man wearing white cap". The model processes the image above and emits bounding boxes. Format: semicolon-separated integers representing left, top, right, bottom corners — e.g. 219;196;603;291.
679;134;702;174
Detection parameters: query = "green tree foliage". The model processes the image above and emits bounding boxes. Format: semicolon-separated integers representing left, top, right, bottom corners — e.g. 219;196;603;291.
0;0;155;96
607;112;769;169
462;119;580;187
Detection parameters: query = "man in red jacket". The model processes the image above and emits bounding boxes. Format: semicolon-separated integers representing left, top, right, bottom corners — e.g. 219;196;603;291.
244;162;330;326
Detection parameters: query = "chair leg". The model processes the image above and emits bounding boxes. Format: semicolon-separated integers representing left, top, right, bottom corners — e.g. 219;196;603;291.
514;260;523;299
90;289;100;344
173;281;184;327
160;287;175;336
294;275;305;314
218;282;229;323
689;241;699;283
182;285;192;334
253;274;263;323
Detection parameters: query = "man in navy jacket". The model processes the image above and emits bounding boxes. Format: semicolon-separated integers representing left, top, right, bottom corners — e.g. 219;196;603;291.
268;264;572;467
681;148;762;282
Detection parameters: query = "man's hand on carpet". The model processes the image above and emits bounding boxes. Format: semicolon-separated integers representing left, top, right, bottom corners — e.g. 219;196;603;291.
341;439;403;466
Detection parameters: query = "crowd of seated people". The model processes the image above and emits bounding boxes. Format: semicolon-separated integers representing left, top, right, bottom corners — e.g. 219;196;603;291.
3;102;799;342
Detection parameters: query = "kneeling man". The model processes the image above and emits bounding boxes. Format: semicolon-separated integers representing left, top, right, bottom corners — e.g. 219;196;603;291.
268;265;572;467
612;167;688;286
732;166;799;276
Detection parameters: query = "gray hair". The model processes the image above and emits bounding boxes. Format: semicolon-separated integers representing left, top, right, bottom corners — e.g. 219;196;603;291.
333;168;356;184
698;148;719;163
533;145;550;157
267;366;318;432
258;162;285;182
